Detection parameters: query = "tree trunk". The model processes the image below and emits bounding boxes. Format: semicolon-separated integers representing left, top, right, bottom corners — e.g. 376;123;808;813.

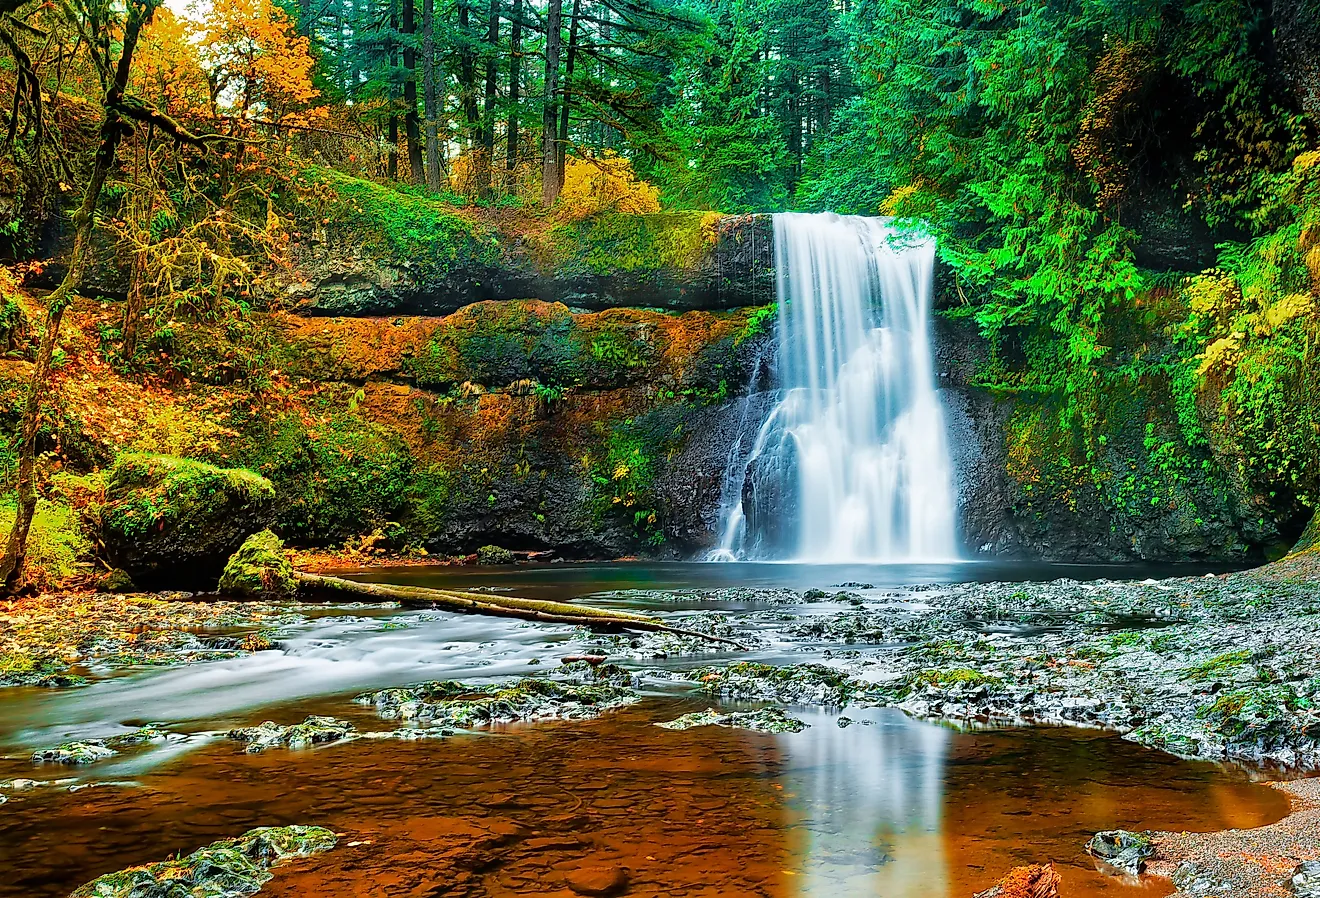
387;0;399;179
458;0;479;150
478;0;499;196
506;0;522;180
402;0;424;183
555;0;581;191
293;573;746;647
541;0;562;207
422;0;442;190
122;241;148;359
0;0;156;592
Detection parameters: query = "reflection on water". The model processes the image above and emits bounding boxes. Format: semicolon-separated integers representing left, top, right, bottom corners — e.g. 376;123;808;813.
779;708;950;897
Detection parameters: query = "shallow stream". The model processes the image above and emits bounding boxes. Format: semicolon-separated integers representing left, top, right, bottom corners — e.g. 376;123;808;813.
0;562;1288;897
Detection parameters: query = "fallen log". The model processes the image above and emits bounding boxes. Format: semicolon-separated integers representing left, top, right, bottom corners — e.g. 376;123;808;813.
294;572;746;649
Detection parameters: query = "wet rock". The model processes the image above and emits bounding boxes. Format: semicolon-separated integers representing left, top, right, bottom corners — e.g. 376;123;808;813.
557;660;636;687
477;545;516;565
98;568;136;593
30;741;117;765
68;824;336;898
1086;830;1154;875
1291;860;1320;898
974;864;1061;898
219;530;296;599
657;707;807;734
227;716;356;753
355;678;637;727
30;726;171;765
687;662;861;706
563;864;629;897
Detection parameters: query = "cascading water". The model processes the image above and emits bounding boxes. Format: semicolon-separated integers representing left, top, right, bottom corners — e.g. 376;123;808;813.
712;212;958;563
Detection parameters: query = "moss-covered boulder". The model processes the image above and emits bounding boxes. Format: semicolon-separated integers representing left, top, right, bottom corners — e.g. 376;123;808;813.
219;530;296;599
100;454;276;588
68;825;336;898
476;544;515;565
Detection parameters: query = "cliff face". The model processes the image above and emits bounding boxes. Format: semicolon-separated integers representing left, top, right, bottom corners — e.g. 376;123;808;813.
279;199;776;316
934;317;1292;563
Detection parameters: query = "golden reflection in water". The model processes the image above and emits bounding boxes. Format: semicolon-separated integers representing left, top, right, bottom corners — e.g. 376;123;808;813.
0;700;1290;898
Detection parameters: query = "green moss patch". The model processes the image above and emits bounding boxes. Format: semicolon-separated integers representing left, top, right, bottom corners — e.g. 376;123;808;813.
69;824;337;898
219;530;296;599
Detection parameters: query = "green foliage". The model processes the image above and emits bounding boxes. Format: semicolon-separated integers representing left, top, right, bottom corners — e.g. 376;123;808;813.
0;500;92;587
235;406;412;546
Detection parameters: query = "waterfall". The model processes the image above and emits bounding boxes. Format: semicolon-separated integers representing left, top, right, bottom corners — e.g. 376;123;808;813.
712;212;958;563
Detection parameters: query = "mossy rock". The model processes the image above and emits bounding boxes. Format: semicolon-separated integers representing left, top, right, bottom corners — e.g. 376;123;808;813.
477;545;516;565
69;824;337;898
219;530;296;599
100;454;276;588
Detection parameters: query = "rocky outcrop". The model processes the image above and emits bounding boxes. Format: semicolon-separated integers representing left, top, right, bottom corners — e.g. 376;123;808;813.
283;211;774;317
100;454;276;587
933;316;1291;563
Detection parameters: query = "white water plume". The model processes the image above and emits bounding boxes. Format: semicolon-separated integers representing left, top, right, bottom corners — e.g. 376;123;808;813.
713;213;958;563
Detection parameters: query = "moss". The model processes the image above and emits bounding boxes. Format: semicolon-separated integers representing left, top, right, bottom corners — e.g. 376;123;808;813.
104;454;273;539
219;530;296;599
0;499;92;587
311;169;499;273
537;211;720;278
1184;649;1253;680
235;407;411;546
69;825;337;898
476;545;515;565
913;667;1003;688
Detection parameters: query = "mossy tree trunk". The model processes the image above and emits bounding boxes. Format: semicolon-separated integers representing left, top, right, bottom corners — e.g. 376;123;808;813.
0;0;158;592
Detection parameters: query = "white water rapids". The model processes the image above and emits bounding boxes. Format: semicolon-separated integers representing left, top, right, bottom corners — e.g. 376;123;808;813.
713;212;959;563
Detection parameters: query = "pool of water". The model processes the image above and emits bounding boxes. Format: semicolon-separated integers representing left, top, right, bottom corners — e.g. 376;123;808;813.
0;562;1286;897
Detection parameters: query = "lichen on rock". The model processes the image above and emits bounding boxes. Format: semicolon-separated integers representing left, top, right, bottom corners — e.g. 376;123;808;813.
354;677;637;727
686;662;861;706
227;716;356;753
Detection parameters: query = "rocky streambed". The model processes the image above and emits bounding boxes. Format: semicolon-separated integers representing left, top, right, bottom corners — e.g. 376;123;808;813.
2;559;1319;897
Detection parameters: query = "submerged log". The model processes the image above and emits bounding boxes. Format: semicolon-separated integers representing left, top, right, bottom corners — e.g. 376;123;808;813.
293;572;746;649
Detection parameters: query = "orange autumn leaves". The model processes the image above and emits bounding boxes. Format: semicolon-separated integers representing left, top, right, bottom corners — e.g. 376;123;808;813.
134;0;324;128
